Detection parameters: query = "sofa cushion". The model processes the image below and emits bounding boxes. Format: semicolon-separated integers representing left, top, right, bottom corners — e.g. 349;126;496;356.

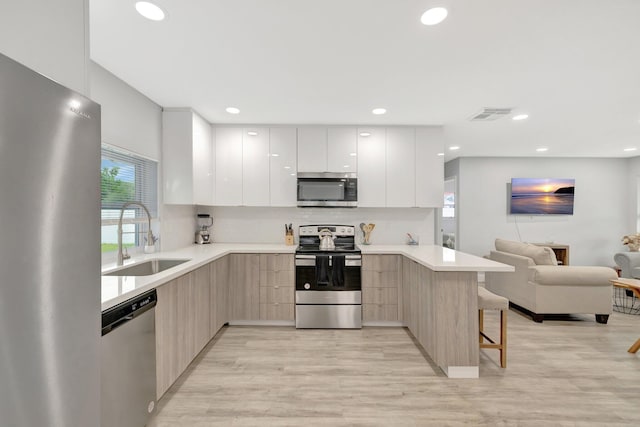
529;265;617;286
495;238;558;266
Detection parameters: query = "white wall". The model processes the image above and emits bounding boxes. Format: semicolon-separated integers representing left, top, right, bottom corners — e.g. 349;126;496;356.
453;157;628;266
0;0;89;94
90;62;161;160
90;62;199;252
211;207;434;245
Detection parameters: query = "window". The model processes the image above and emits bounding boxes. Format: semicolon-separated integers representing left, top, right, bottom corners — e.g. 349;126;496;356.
443;192;455;218
101;144;158;256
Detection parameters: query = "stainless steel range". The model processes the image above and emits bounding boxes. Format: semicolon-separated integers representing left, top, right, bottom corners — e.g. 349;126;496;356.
295;225;362;329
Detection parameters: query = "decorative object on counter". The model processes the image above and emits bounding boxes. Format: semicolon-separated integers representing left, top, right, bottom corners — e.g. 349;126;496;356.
622;233;640;252
195;214;213;244
406;233;419;245
361;223;375;245
285;223;294;245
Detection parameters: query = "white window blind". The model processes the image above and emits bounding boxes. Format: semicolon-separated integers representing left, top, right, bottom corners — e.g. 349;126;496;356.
101;144;158;226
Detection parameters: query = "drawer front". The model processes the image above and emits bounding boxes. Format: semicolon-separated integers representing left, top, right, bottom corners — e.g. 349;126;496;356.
362;255;400;272
260;270;295;286
260;303;294;320
362;270;401;288
363;304;399;321
362;287;398;304
259;286;294;304
259;254;294;272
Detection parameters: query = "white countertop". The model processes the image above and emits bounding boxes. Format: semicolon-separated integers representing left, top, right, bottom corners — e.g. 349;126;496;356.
359;245;514;273
101;243;512;311
101;243;295;311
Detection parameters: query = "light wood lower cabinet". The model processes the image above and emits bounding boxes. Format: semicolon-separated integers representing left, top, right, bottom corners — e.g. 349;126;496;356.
155;264;211;399
228;254;260;321
259;254;294;320
362;255;401;321
210;255;229;335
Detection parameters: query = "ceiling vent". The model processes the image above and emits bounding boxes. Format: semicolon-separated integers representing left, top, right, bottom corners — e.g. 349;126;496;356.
469;108;513;121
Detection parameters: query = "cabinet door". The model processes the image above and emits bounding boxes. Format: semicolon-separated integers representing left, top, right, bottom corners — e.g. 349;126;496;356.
162;110;194;204
155;278;179;399
357;127;386;207
192;113;214;205
215;127;243;205
228;254;260;320
297;127;327;172
270;128;297;206
415;127;444;208
192;265;211;355
386;127;415;207
242;127;270;206
210;255;229;335
327;127;357;172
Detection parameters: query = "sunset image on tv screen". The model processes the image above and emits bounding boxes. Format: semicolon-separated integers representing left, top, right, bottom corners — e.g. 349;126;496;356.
510;178;575;215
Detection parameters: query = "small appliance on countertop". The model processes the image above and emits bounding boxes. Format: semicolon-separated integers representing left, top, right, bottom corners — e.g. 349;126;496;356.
195;214;213;244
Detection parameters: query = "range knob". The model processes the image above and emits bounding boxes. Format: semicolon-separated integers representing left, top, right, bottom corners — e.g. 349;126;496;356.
304;283;311;290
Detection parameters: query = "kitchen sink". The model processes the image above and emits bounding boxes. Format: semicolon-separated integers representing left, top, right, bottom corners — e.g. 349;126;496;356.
103;259;190;277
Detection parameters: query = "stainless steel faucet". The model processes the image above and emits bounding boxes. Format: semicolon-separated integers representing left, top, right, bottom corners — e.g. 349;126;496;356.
117;201;157;266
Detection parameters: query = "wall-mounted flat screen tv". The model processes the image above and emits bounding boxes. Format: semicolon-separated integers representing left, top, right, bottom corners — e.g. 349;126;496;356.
510;178;575;215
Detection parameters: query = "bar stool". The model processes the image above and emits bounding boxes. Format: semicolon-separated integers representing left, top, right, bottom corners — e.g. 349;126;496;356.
478;286;508;368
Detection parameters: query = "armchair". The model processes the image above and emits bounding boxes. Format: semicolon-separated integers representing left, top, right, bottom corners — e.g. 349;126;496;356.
613;252;640;279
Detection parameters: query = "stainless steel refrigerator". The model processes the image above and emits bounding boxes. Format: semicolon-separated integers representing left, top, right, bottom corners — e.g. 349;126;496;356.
0;52;101;426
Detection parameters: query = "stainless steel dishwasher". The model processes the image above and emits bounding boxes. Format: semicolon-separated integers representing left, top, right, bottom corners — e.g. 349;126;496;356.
101;289;157;427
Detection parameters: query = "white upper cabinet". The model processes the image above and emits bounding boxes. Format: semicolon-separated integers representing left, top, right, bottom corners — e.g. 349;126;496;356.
357;127;386;207
215;127;243;206
386;127;416;207
327;127;357;173
298;126;357;172
269;128;297;206
242;127;270;206
162;110;214;205
297;127;327;172
192;114;214;205
415;127;444;208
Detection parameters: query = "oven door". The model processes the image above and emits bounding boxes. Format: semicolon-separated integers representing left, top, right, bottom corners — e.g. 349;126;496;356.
295;254;361;291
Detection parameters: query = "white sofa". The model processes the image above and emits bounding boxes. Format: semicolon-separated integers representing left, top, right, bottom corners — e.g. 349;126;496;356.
485;238;616;323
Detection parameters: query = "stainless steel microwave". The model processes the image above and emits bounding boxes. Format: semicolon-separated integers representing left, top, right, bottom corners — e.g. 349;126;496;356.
297;172;357;207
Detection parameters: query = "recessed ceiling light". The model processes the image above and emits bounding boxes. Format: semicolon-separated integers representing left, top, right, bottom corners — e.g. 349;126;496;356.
372;108;387;115
536;147;548;152
437;152;445;156
135;2;166;21
349;152;357;156
225;107;240;114
624;147;637;152
247;131;258;136
421;7;448;26
69;100;81;109
343;165;350;168
359;132;371;137
512;114;529;121
271;153;279;157
290;173;296;176
284;166;291;170
449;146;460;151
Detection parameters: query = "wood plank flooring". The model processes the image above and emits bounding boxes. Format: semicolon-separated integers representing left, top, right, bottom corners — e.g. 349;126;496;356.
149;310;640;426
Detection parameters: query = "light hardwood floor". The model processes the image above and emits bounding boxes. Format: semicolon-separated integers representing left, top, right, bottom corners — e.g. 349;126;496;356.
149;310;640;426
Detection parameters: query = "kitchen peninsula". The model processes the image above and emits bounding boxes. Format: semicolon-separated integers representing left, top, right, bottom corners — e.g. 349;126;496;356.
102;244;512;388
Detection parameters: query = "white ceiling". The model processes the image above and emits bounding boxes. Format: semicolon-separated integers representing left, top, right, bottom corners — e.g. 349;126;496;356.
90;0;640;161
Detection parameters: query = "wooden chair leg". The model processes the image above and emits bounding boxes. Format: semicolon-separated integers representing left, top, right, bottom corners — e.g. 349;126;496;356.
500;309;507;368
629;338;640;354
